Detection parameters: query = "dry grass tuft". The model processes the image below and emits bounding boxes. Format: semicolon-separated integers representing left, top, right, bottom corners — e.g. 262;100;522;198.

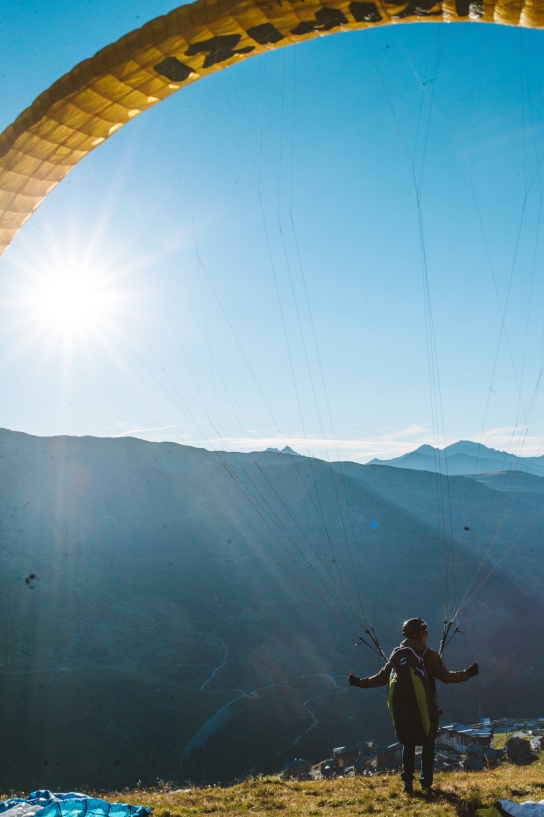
89;752;543;817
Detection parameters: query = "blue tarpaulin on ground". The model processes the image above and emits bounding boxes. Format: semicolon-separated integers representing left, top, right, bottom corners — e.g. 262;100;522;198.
0;792;150;817
476;799;544;817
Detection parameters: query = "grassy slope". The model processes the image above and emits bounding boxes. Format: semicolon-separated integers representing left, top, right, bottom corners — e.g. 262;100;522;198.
89;753;544;817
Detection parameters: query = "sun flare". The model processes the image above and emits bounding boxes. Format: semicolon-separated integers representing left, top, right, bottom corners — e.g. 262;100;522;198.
16;247;127;349
4;228;145;366
2;241;134;365
35;268;113;331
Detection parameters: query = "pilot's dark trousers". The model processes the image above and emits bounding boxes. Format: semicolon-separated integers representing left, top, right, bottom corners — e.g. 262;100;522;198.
400;737;436;787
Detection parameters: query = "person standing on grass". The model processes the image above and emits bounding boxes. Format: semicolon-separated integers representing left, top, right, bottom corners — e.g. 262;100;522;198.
348;617;479;796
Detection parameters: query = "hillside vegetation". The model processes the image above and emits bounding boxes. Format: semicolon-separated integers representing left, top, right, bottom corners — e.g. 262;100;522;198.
85;754;544;817
1;428;543;789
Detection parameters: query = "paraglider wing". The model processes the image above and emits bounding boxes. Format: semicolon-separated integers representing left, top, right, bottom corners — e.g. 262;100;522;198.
1;0;544;257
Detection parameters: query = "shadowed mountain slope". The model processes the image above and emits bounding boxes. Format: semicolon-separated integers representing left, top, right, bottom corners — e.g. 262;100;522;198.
0;429;542;791
469;470;544;494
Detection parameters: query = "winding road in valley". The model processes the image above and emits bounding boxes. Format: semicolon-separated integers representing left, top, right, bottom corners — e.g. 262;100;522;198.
179;642;349;776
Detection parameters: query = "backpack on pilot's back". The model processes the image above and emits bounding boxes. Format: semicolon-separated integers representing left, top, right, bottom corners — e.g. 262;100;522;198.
387;646;435;745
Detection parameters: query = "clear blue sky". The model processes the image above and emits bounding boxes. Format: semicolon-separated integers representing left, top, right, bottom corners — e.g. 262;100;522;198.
2;2;544;462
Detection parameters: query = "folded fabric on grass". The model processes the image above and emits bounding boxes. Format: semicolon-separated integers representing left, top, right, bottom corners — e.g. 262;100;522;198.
476;799;544;817
0;792;150;817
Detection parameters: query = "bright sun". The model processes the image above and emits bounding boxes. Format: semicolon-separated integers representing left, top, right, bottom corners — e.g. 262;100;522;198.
36;269;113;331
17;250;126;348
7;232;135;360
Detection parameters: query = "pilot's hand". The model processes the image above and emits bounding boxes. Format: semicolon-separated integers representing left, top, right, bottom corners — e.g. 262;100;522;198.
467;662;479;678
348;673;361;687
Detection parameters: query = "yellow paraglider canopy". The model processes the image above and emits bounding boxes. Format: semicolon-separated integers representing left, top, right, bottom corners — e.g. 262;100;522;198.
1;0;544;258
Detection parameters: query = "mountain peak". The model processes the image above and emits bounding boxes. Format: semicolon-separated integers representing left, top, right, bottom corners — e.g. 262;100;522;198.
265;445;302;456
282;445;302;456
412;444;437;455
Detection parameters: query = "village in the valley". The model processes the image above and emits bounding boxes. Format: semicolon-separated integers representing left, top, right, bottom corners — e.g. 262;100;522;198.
280;718;544;781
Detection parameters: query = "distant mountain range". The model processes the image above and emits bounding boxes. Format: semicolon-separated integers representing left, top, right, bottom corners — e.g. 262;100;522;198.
368;440;544;476
0;429;542;792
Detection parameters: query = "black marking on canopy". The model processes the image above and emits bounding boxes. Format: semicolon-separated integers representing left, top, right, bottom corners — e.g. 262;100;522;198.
290;6;349;35
454;0;484;13
246;23;285;43
154;56;195;82
455;0;470;14
389;0;442;16
185;35;255;68
349;1;383;21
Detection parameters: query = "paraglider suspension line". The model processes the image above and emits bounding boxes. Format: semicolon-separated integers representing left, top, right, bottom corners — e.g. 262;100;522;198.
356;628;388;662
438;619;463;657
